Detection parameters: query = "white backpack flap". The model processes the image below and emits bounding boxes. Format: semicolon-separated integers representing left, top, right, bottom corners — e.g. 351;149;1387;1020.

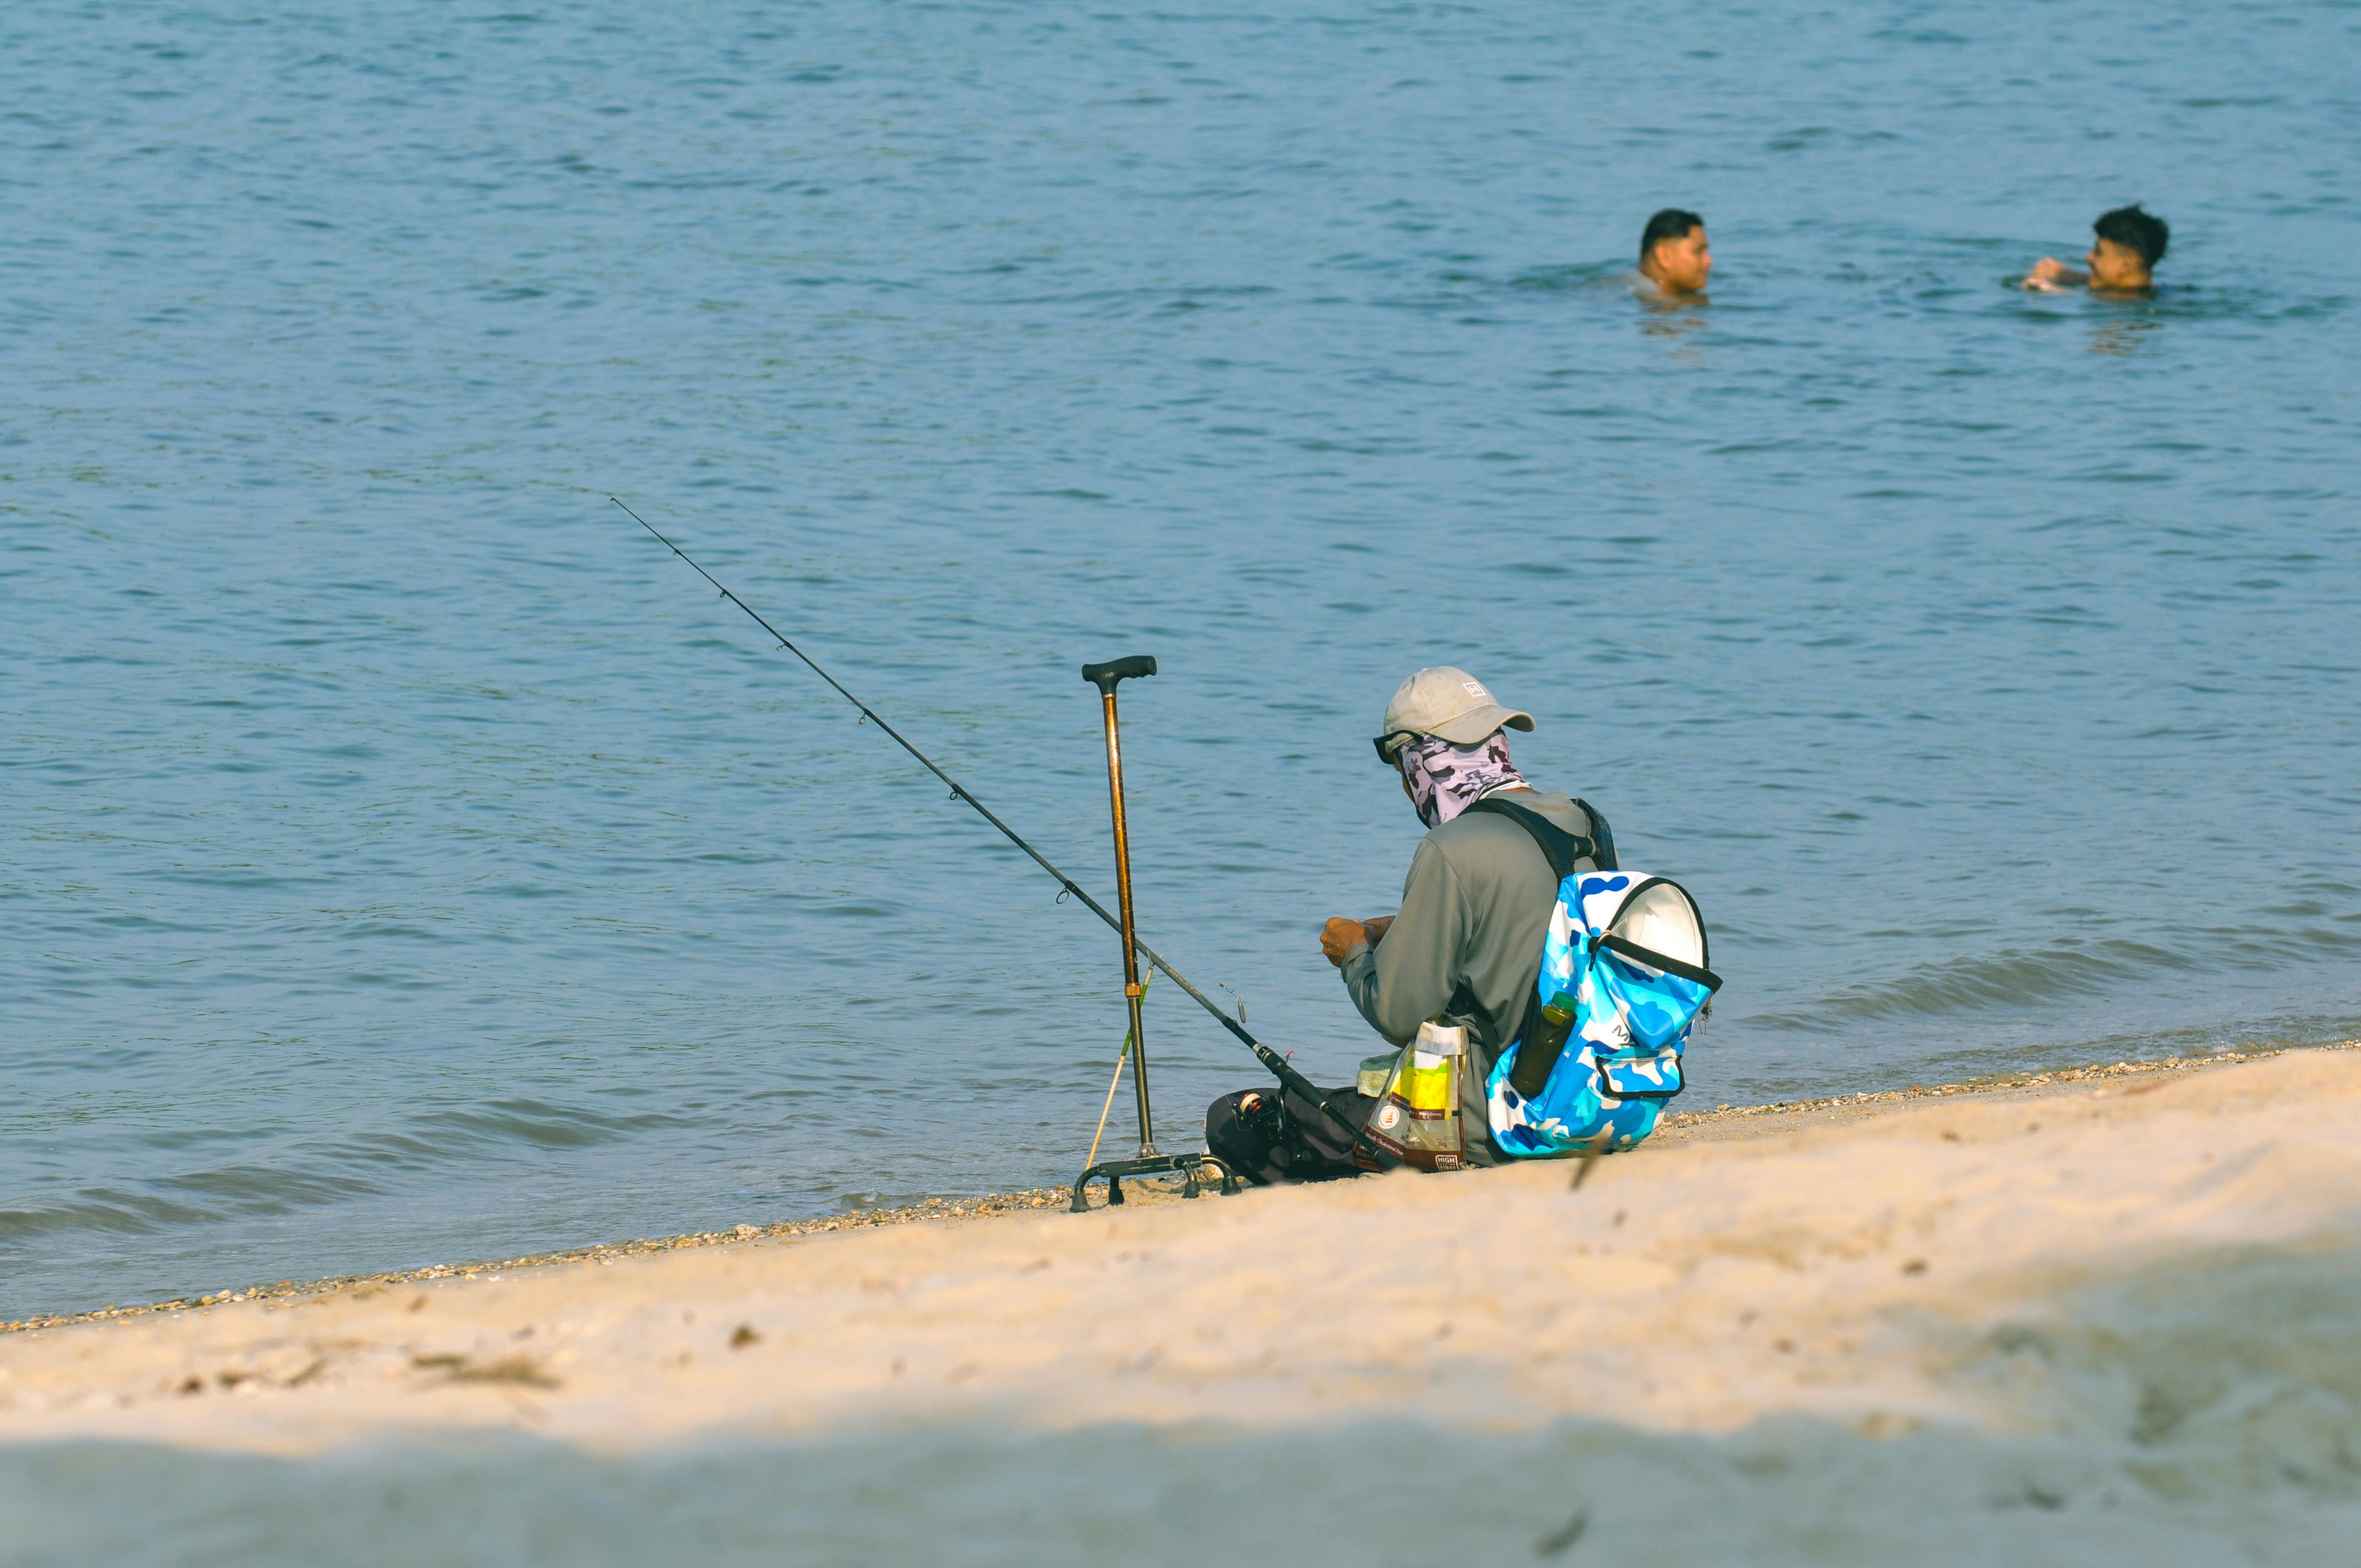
1587;875;1718;1050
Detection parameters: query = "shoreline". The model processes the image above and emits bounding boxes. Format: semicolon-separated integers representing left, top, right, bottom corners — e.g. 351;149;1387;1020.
4;1042;2357;1563
6;1039;2345;1337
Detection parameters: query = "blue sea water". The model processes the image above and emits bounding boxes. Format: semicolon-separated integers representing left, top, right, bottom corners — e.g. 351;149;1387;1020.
3;0;2357;1319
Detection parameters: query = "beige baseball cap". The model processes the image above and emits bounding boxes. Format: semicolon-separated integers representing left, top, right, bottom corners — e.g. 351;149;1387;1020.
1373;666;1535;762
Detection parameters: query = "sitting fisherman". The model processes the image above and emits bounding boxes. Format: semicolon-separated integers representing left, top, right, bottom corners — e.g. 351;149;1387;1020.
2025;204;2169;295
1202;666;1614;1183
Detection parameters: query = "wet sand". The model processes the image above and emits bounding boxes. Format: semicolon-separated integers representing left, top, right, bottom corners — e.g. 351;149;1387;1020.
4;1044;2358;1565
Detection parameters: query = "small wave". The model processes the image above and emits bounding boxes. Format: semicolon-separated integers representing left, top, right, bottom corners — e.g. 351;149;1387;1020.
0;1159;389;1242
0;1193;211;1242
1754;937;2196;1027
1754;897;2361;1032
0;1099;679;1248
410;1098;680;1152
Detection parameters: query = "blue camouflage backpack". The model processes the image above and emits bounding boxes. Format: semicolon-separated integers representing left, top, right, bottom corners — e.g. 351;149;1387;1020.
1463;797;1722;1158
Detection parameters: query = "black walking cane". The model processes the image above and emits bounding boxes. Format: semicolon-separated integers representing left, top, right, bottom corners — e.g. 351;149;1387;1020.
1068;656;1239;1211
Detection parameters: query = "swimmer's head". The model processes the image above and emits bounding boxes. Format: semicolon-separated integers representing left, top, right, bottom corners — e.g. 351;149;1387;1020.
1639;208;1711;295
2088;204;2168;291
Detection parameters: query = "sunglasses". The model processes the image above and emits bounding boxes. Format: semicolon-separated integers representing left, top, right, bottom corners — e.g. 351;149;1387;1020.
1373;729;1422;764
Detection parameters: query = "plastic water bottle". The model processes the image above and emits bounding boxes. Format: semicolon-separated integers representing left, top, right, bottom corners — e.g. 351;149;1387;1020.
1407;1021;1464;1113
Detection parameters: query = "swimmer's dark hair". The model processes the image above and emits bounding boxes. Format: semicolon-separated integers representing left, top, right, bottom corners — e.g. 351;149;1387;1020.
2093;204;2169;268
1639;208;1705;263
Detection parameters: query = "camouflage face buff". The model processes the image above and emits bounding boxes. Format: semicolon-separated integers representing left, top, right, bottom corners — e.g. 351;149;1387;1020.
1396;731;1524;829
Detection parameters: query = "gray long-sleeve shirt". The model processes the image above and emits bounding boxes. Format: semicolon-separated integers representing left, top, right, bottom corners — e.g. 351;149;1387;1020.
1340;789;1608;1162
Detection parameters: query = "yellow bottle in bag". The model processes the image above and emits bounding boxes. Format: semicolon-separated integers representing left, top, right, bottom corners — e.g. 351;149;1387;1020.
1405;1041;1453;1113
1358;1020;1468;1172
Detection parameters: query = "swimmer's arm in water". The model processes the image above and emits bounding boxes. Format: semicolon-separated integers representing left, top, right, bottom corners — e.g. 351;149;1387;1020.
2023;255;2090;292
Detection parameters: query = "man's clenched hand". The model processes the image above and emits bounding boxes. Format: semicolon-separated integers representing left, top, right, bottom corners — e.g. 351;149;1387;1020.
1319;917;1368;968
1321;915;1395;966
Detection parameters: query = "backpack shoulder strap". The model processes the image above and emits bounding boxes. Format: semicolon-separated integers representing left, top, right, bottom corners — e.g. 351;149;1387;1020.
1464;795;1593;1085
1463;794;1592;882
1573;797;1617;872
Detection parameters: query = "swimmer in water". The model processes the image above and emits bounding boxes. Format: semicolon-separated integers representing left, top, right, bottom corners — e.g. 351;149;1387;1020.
1634;209;1712;301
2025;204;2169;295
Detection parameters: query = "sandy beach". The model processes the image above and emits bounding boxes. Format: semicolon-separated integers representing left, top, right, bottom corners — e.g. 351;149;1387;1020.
3;1045;2356;1564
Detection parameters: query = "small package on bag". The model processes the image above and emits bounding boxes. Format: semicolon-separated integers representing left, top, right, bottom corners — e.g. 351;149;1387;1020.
1357;1020;1469;1172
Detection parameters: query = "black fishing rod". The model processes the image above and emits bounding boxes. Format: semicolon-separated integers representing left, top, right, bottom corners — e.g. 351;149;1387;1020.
611;497;1394;1170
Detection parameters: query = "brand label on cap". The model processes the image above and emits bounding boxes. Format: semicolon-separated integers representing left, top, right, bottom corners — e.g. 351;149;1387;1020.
1462;681;1487;699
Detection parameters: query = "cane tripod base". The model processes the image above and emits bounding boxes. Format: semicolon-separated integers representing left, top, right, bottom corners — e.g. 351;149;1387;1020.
1068;1151;1241;1212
